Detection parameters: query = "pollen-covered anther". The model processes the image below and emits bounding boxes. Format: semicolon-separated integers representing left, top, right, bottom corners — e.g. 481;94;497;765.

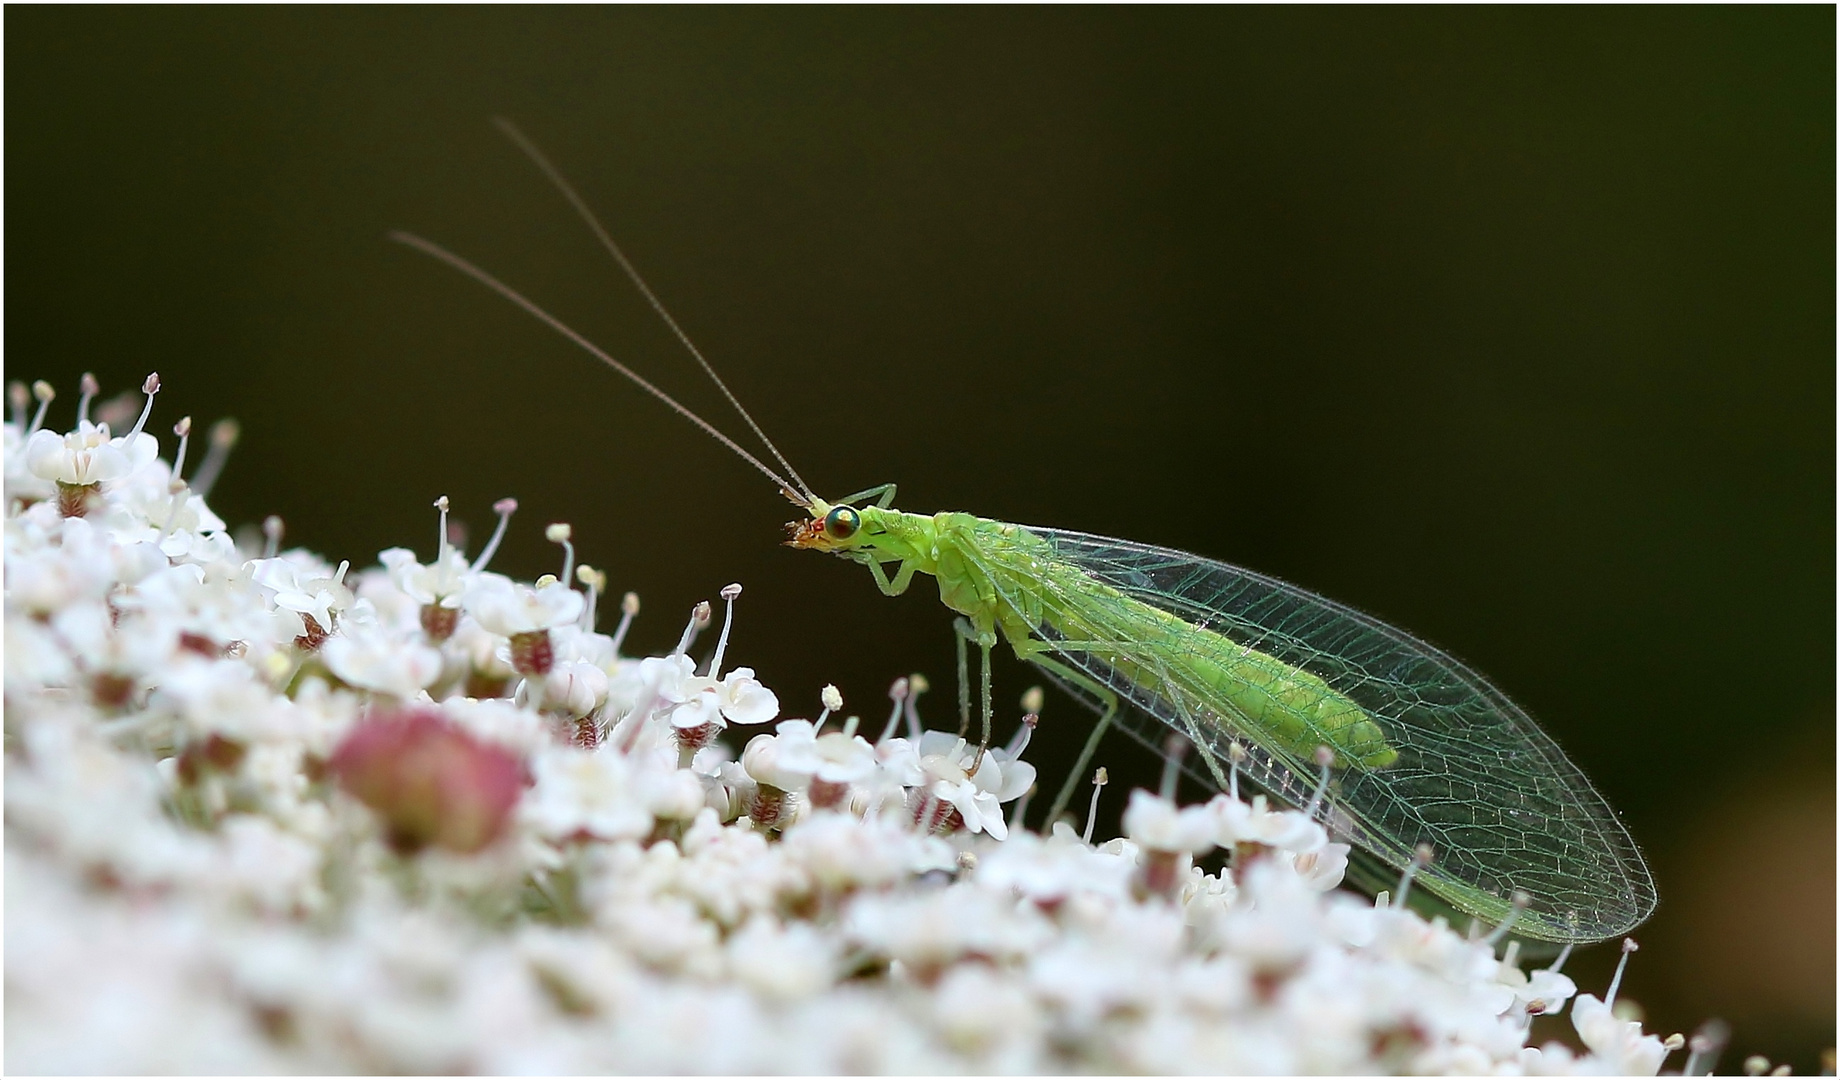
509;629;555;677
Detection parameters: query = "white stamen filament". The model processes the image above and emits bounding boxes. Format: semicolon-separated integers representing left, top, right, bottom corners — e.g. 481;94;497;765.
433;496;452;564
1304;744;1334;819
77;373;99;425
1227;741;1245;802
903;673;927;740
609;592;639;656
1604;937;1638;1009
1546;940;1576;976
705;583;742;678
1082;767;1108;844
576;564;604;631
124;373;160;440
189;419;239;499
879;677;909;743
28;380;55;435
1006;712;1037;757
262;515;285;559
169;417;193;481
672;601;710;658
8;381;28;428
470;497;519;572
1009;782;1036;834
1683;1020;1731;1076
1160;734;1186;802
814;684;843;733
1393;843;1433;910
546;522;575;586
1484;890;1530;946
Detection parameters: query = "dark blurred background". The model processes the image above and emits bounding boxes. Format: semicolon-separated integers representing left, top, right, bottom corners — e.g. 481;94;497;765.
8;7;1832;1070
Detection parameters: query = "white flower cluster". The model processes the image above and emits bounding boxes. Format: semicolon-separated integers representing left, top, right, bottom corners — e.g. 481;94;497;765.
5;375;1688;1074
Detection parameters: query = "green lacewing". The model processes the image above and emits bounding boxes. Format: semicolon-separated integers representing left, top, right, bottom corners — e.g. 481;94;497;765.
392;120;1656;944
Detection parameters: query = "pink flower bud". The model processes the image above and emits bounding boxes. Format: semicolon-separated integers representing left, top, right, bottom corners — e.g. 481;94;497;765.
329;708;525;854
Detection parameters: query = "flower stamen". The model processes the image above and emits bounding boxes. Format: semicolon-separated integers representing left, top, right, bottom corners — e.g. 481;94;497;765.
879;677;909;743
814;683;842;733
169;416;193;482
1682;1019;1731;1076
904;673;929;740
470;497;519;572
609;591;639;655
1083;766;1108;844
705;582;742;678
1393;843;1434;909
671;600;711;658
1484;889;1531;946
1303;744;1334;819
546;522;575;586
1603;937;1638;1009
189;418;239;498
124;373;160;441
76;373;99;425
575;564;605;631
28;380;55;434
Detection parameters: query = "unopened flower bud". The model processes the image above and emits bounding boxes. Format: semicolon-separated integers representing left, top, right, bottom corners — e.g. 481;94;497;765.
329;708;526;855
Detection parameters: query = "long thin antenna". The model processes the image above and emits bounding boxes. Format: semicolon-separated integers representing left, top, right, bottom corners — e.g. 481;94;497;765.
492;117;816;504
390;230;808;506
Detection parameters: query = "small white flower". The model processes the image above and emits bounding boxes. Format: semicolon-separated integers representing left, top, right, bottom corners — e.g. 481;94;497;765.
1291;841;1351;891
321;619;443;699
1571;994;1668;1075
463;573;584;637
25;422;150;486
519;659;608;718
1213;793;1327;854
1123;789;1220;854
1499;960;1579;1017
249;556;351;632
524;748;654;843
740;721;824;791
712;667;778;726
976;827;1135;906
810;728;878;786
379;545;471;608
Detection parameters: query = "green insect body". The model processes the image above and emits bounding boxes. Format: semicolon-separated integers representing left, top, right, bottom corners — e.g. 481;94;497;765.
829;505;1396;772
392;119;1656;946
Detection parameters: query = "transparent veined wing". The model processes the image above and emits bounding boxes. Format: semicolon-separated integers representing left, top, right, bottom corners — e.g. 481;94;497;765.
964;523;1655;944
